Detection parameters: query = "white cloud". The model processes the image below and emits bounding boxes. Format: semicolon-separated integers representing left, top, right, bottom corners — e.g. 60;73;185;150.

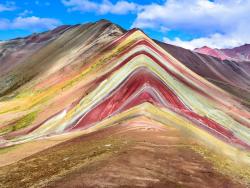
163;33;244;49
133;0;250;49
19;10;33;17
62;0;140;15
0;1;16;12
0;16;61;31
12;16;61;30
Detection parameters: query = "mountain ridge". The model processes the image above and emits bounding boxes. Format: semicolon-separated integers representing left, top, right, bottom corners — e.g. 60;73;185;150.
195;44;250;61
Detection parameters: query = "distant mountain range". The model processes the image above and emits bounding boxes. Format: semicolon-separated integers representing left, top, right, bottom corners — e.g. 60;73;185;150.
194;44;250;61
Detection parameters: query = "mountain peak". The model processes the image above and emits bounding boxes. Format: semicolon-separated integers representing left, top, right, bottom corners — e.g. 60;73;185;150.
96;18;112;24
194;46;228;60
195;43;250;61
198;45;211;49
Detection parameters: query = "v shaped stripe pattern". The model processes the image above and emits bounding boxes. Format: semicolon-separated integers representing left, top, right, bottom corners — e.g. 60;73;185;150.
1;29;250;158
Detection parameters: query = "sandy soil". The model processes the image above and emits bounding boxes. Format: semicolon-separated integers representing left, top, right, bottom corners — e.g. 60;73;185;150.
0;117;248;188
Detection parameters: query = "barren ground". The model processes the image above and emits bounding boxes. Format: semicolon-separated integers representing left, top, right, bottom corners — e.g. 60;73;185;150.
0;118;249;188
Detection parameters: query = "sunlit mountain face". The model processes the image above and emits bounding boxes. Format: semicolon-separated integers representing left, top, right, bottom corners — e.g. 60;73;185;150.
0;20;250;188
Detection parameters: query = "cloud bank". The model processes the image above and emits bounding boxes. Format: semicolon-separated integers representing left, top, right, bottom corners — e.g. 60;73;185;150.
132;0;250;49
61;0;250;49
0;16;61;31
0;1;16;12
2;0;248;49
62;0;140;15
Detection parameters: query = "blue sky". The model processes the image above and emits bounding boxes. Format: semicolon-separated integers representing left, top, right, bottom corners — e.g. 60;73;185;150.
1;0;250;49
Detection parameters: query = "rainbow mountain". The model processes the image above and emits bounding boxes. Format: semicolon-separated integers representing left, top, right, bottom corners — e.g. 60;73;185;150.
0;20;250;187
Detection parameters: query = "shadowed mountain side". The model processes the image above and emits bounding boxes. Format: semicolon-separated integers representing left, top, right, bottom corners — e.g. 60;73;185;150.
0;20;125;99
156;40;250;108
221;44;250;61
